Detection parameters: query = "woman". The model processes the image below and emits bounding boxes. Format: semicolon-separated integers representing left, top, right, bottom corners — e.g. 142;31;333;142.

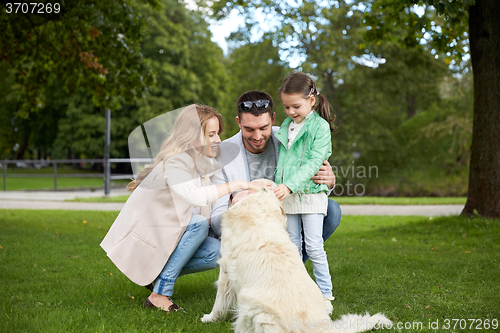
100;104;262;312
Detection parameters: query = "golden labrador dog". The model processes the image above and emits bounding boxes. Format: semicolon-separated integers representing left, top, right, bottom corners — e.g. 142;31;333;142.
202;181;391;333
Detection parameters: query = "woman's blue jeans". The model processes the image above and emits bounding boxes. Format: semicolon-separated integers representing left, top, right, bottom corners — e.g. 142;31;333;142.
153;215;220;296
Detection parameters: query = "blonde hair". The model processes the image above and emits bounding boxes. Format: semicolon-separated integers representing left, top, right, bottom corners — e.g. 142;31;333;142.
127;104;224;191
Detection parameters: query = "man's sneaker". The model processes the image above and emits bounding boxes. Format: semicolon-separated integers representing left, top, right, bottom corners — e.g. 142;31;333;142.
324;296;335;315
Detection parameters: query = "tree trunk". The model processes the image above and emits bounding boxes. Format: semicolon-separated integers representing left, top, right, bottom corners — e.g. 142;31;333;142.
406;94;416;119
15;141;28;160
322;71;342;119
462;0;500;218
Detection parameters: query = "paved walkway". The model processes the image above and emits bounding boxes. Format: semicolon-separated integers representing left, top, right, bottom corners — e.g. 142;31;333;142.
339;204;463;216
0;190;464;216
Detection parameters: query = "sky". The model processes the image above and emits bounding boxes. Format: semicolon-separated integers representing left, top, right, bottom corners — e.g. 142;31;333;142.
205;6;310;68
183;0;241;55
207;8;242;55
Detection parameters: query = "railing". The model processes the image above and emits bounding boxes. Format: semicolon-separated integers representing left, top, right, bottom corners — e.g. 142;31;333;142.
0;158;151;195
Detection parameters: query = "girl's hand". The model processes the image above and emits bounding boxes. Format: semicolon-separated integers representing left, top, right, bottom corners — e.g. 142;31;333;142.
274;184;291;201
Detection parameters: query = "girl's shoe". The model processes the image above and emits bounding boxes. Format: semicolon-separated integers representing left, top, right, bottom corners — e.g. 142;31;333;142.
324;296;335;315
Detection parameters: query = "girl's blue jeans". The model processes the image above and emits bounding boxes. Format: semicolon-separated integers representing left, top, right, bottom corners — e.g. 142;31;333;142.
286;213;333;298
153;215;220;296
302;198;341;262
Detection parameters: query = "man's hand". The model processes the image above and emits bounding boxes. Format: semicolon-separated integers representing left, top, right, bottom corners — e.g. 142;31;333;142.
274;184;291;201
230;182;274;205
231;190;253;205
311;160;335;189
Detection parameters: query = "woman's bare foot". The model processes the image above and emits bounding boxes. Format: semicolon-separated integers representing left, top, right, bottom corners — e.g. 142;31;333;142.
147;292;174;311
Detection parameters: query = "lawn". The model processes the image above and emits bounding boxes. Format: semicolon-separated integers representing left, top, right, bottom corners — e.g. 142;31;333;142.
0;177;129;191
0;166;129;191
1;210;498;332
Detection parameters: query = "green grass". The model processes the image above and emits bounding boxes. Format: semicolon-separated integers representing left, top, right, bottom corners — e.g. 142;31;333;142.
326;215;500;332
0;177;130;191
2;167;101;175
68;195;467;205
363;167;468;197
1;167;130;191
1;210;499;332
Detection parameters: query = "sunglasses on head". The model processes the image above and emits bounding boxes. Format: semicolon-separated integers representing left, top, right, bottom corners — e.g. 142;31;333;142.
238;99;271;112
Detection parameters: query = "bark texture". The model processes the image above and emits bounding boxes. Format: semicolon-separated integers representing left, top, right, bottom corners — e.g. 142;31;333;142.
462;0;500;218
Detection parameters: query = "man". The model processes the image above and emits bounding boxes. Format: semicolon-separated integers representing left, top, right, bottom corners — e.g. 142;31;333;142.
209;90;341;313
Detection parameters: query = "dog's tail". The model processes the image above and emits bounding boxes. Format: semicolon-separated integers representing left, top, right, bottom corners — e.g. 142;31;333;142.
329;312;392;333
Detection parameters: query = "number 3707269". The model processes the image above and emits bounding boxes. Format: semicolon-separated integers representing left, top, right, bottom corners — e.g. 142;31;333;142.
5;3;61;14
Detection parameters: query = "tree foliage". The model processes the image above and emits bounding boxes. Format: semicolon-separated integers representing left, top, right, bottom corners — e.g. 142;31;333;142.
365;0;499;217
0;0;158;117
363;0;471;62
4;0;491;213
0;0;228;161
211;0;474;197
222;36;289;134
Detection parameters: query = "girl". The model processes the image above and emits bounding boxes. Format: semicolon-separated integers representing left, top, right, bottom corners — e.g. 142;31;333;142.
101;105;264;312
273;72;336;314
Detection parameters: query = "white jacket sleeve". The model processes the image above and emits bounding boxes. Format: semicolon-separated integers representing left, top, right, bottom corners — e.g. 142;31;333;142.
164;154;219;207
209;168;231;238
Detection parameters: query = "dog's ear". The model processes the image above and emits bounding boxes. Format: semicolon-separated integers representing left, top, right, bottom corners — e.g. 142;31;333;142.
280;206;285;215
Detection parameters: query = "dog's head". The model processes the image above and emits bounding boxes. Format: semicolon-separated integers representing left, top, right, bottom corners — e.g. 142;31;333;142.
231;179;279;205
231;179;284;215
221;180;286;233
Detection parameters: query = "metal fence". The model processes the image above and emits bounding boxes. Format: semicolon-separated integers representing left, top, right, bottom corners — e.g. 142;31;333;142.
0;158;151;195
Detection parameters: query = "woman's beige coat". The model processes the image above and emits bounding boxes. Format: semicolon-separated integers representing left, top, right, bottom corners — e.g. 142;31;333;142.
100;151;220;286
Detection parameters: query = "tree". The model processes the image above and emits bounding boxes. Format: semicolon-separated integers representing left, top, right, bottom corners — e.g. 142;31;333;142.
212;0;500;216
463;0;500;217
210;0;451;166
119;0;229;142
222;36;289;135
365;0;499;217
0;0;229;162
0;0;157;117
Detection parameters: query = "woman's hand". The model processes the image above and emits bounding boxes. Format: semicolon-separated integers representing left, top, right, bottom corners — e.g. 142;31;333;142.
217;180;252;199
274;184;291;201
239;180;253;191
251;181;273;190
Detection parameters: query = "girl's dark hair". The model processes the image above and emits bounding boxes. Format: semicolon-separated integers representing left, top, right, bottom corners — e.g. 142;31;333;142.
279;71;336;132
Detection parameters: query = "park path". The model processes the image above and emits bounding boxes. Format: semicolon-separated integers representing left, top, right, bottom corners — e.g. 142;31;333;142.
0;190;464;216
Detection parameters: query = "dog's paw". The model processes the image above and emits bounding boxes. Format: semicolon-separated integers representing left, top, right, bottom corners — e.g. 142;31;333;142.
201;313;216;322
